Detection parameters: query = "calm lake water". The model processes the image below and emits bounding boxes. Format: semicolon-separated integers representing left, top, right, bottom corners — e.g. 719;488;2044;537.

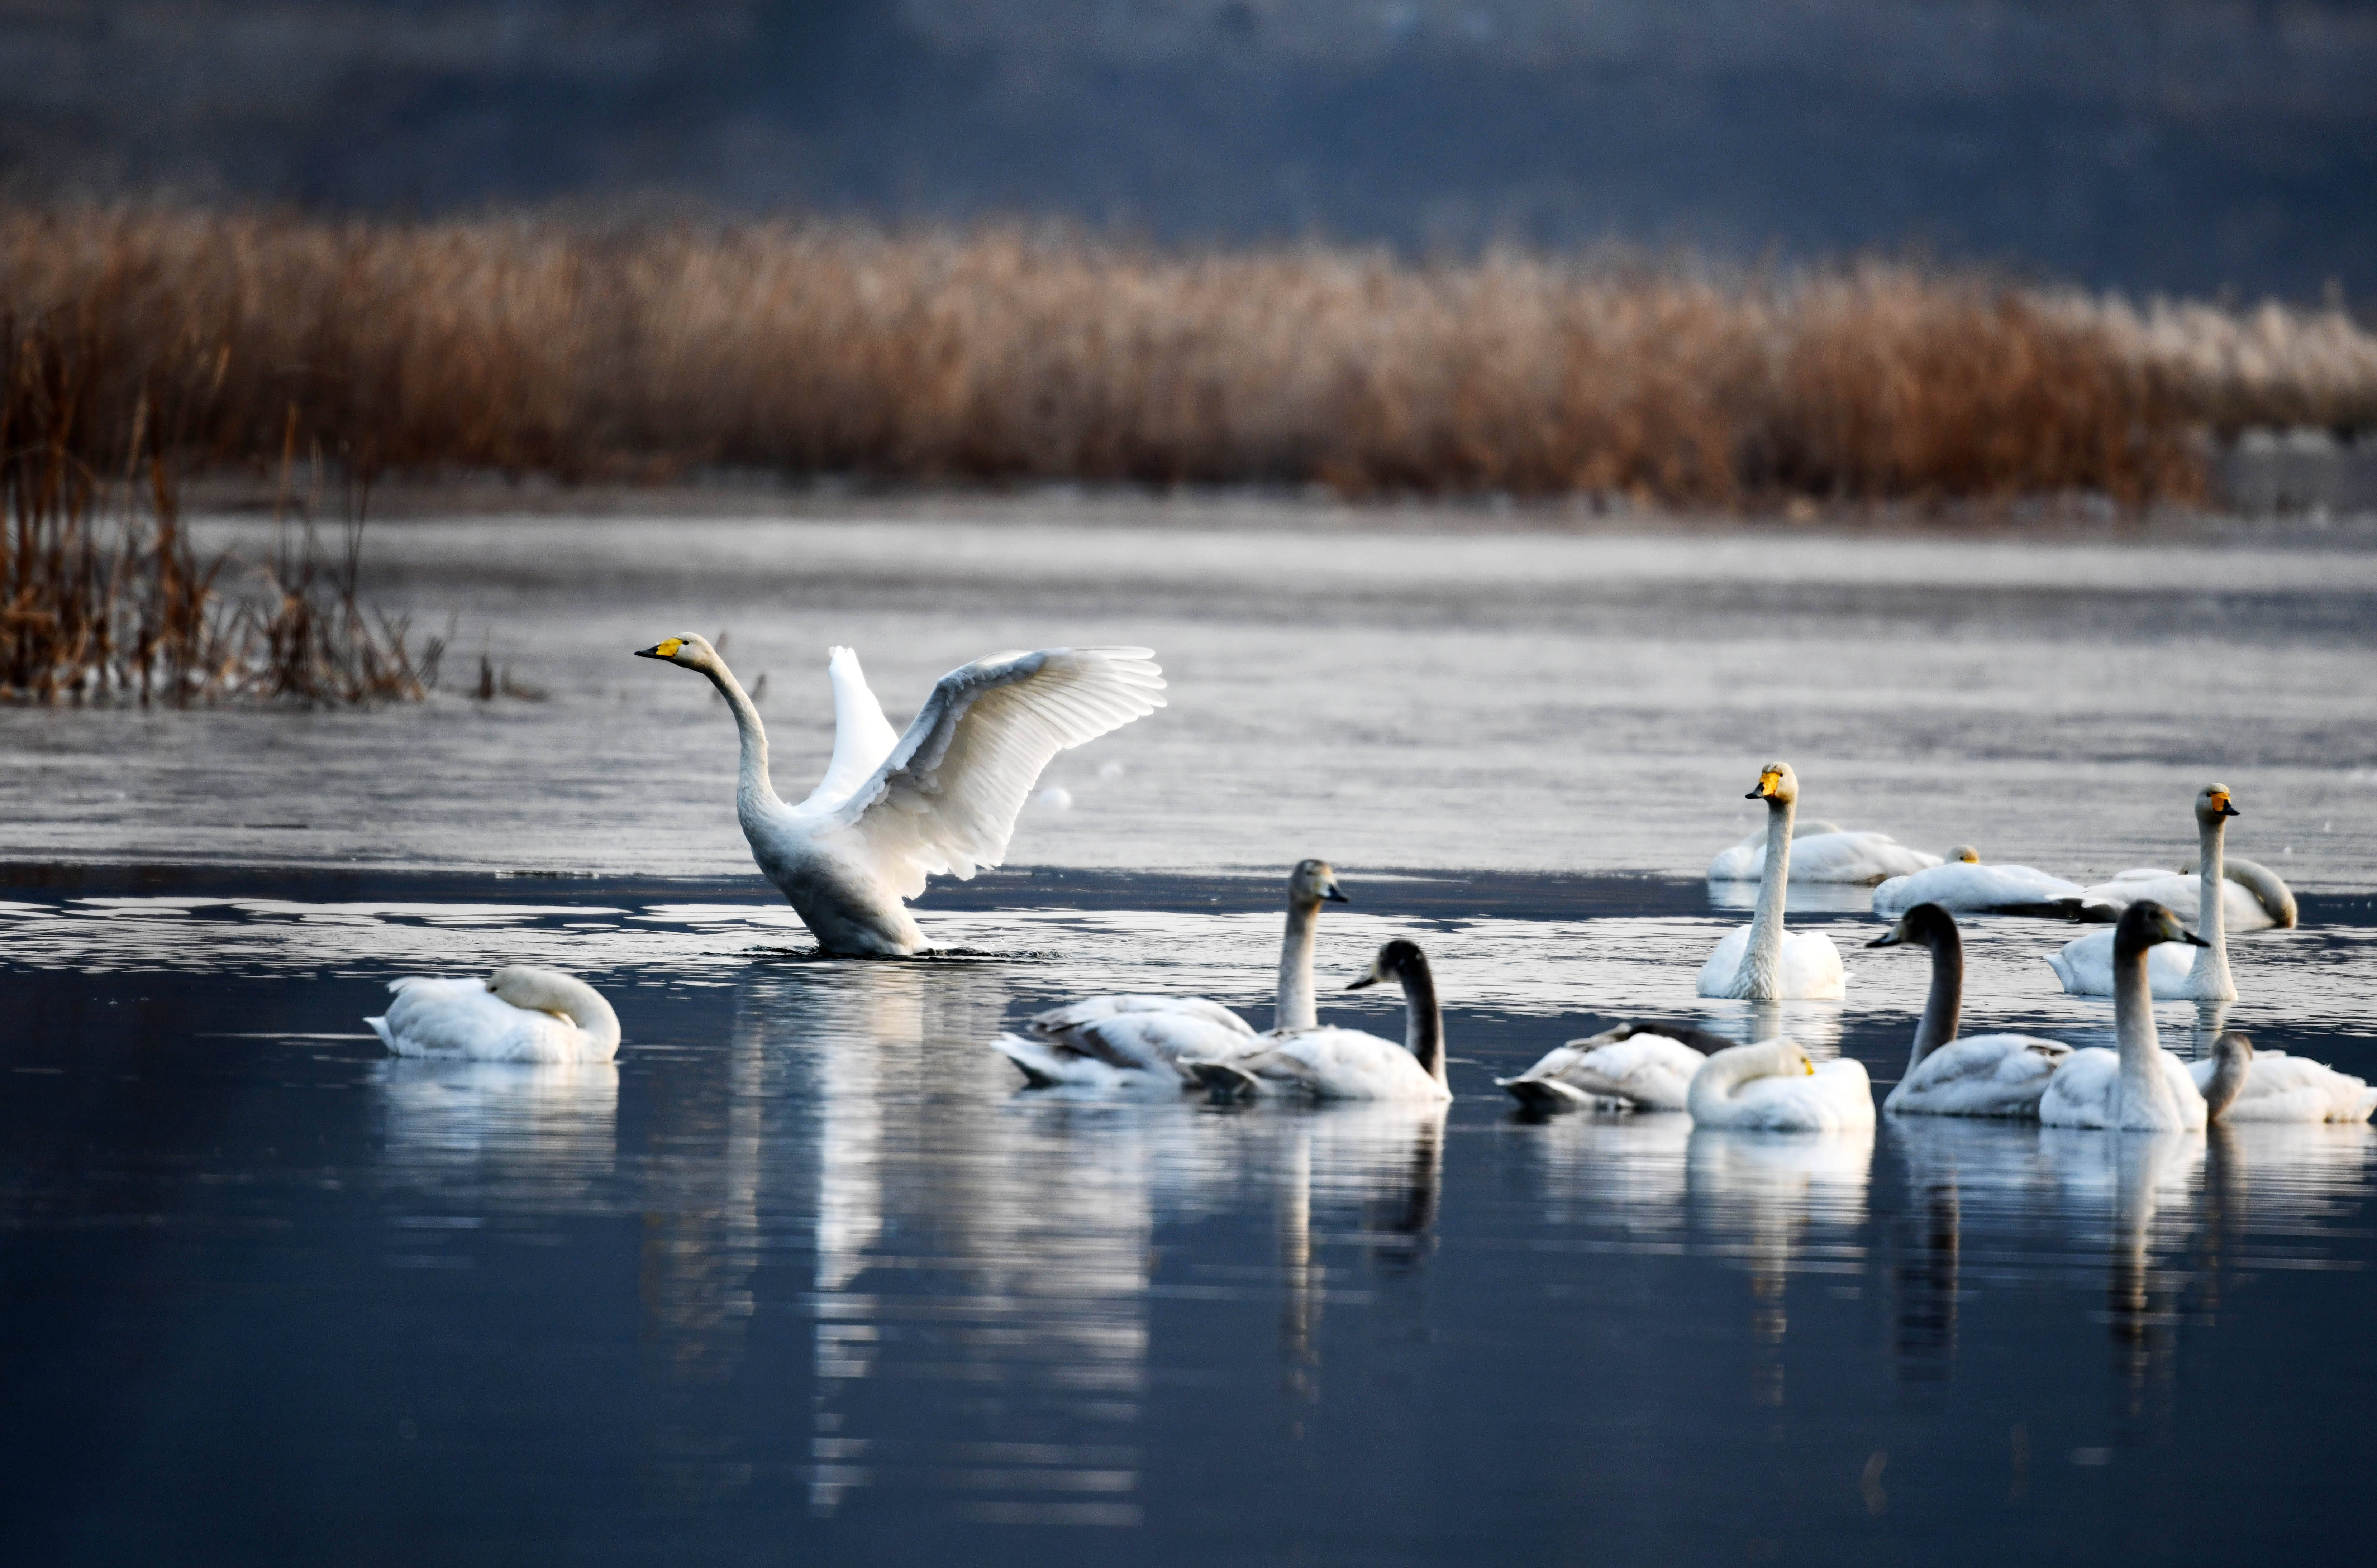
4;506;2376;1564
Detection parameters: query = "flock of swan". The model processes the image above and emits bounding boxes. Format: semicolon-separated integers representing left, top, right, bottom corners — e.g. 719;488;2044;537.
366;637;2374;1142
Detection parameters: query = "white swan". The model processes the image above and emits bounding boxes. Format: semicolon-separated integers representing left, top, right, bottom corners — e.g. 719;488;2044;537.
2078;856;2297;934
1707;819;1938;884
1188;939;1453;1103
992;859;1347;1088
2195;1031;2377;1123
1697;762;1848;1001
2037;901;2211;1131
1866;903;2070;1116
365;966;621;1064
2047;784;2253;1000
1496;1020;1742;1113
1685;1038;1875;1133
637;637;1164;955
1871;847;2099;920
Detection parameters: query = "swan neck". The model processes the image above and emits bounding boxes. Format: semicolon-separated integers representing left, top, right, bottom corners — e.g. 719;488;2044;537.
1688;1042;1783;1111
1276;898;1319;1032
2111;933;2163;1088
546;975;622;1051
1399;960;1446;1084
704;658;778;813
1744;796;1794;967
1909;928;1963;1071
2193;813;2232;991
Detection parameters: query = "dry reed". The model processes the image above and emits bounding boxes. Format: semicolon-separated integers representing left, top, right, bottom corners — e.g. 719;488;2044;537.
5;207;2369;510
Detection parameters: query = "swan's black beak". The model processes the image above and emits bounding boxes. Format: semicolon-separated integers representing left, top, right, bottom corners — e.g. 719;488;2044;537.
634;645;668;660
2218;802;2241;818
1744;785;1763;799
1867;929;1903;948
1323;885;1350;904
1345;972;1382;990
2181;929;2211;947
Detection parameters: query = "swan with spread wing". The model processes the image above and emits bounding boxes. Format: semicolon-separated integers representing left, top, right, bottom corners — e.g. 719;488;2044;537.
637;637;1165;955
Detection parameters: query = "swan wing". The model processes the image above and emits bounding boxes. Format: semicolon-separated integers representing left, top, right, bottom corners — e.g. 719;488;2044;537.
2044;930;2197;998
375;977;580;1062
1885;1033;2069;1117
835;647;1166;896
2040;1047;2204;1129
1028;994;1253;1041
1705;1058;1874;1132
2196;1052;2377;1123
807;646;905;806
1780;931;1848;1000
1247;1027;1449;1102
992;1032;1164;1092
1779;832;1940;884
1873;863;2089;918
1553;1034;1709;1112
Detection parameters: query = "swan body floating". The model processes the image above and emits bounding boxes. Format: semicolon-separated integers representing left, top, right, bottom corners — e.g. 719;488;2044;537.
1867;903;2070;1116
638;637;1163;956
1190;939;1453;1103
2078;857;2297;934
1697;763;1848;1001
1707;821;1938;884
1871;848;2099;921
2048;785;2252;1000
1497;1021;1742;1113
2194;1031;2377;1123
365;966;621;1064
992;860;1345;1088
1685;1038;1875;1133
2038;902;2211;1131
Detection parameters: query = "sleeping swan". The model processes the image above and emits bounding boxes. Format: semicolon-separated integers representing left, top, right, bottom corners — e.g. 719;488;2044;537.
637;637;1163;955
366;966;621;1064
1871;847;2099;921
1866;903;2070;1116
2194;1031;2377;1124
1697;762;1848;1001
2078;856;2297;934
1496;1020;1742;1113
2047;784;2255;1000
992;859;1347;1088
1188;939;1453;1103
2037;902;2211;1131
1707;820;1938;884
1685;1038;1875;1133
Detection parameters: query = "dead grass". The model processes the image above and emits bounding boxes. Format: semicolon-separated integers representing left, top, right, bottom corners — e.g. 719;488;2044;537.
9;206;2370;511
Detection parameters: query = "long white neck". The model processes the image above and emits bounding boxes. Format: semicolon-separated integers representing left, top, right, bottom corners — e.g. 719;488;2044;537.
2112;932;2176;1122
701;659;781;820
543;975;623;1053
2190;813;2235;999
1908;930;1963;1074
1687;1041;1794;1114
1737;796;1794;994
1276;898;1320;1032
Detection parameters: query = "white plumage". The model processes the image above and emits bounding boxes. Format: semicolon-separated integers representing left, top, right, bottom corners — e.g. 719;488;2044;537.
1497;1024;1730;1113
1871;857;2094;919
638;636;1164;955
1867;903;2071;1117
365;966;621;1064
1190;939;1452;1103
1709;828;1939;884
2038;902;2211;1132
2078;867;2291;933
1685;1038;1875;1133
2045;931;2199;999
1699;762;1849;1001
2194;1043;2377;1123
2048;783;2257;1002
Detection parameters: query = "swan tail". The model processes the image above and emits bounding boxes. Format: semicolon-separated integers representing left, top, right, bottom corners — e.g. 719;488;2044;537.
991;1033;1076;1089
363;1015;395;1050
1497;1075;1588;1113
1186;1060;1261;1099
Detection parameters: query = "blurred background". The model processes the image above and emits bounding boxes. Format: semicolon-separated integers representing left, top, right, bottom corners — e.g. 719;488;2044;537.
6;0;2374;299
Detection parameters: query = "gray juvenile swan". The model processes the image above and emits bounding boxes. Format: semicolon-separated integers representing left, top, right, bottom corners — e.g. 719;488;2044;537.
1867;903;2070;1117
2037;901;2211;1131
993;859;1350;1088
637;636;1164;955
1188;939;1453;1103
2194;1031;2377;1124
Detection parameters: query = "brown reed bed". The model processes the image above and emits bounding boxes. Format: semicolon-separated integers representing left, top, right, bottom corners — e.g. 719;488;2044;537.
2;311;438;706
3;206;2370;512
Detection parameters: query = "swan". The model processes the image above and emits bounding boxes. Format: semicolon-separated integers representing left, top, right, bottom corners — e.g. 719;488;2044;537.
2194;1031;2377;1123
2037;901;2211;1131
1187;938;1453;1103
1871;847;2099;921
2047;784;2254;1000
1685;1038;1875;1133
1697;762;1848;1001
992;859;1347;1088
1496;1020;1743;1113
637;637;1164;955
365;966;621;1064
1866;903;2071;1116
2078;856;2297;933
1706;818;1938;884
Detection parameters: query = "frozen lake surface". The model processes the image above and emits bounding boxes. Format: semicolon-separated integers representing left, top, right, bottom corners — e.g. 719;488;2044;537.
4;506;2376;1564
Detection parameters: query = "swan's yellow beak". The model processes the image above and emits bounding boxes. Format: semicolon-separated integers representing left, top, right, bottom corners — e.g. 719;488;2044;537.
2209;789;2238;818
1747;769;1782;800
1803;1057;1816;1076
636;638;685;661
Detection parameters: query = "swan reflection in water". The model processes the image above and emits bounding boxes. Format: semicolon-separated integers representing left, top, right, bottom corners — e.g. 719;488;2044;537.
1694;999;1847;1061
371;1057;620;1203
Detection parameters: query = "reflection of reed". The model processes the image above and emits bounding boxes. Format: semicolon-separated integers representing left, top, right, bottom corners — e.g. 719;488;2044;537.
1687;1127;1874;1405
371;1058;619;1201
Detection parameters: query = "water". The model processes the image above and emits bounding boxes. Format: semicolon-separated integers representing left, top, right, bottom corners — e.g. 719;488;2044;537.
5;508;2377;1564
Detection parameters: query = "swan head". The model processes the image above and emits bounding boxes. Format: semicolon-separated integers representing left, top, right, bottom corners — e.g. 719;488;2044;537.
1869;902;1957;950
634;634;723;673
2116;899;2209;956
487;965;578;1017
1346;937;1426;991
1952;845;1981;863
1289;858;1350;909
2197;783;2240;823
1745;760;1799;806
